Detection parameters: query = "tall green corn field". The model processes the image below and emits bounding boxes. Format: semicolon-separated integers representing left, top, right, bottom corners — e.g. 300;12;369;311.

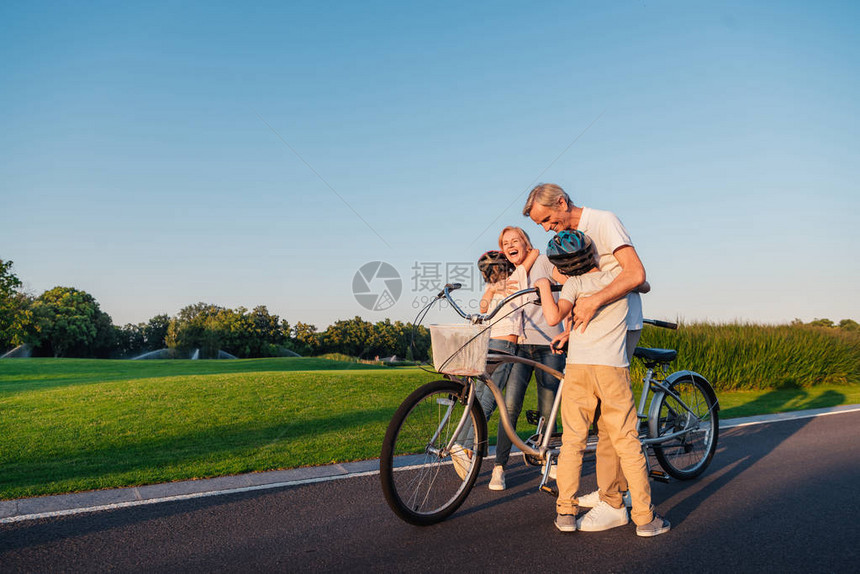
633;323;860;391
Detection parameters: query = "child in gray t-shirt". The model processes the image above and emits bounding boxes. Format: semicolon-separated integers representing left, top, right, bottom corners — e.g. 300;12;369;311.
534;230;669;537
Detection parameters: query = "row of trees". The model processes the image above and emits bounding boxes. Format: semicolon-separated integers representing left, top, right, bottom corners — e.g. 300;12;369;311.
0;259;430;360
7;256;854;361
791;317;859;331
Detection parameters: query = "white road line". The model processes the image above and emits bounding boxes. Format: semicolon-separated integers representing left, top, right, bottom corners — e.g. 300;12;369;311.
0;471;381;525
721;405;860;429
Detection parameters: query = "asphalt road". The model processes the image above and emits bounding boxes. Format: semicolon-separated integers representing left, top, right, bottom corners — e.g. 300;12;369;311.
2;410;859;573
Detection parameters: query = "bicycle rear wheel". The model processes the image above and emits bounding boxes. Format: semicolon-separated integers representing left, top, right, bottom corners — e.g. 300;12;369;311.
380;379;485;525
650;375;719;480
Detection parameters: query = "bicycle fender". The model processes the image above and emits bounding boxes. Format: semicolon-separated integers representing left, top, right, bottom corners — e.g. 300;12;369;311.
663;370;720;412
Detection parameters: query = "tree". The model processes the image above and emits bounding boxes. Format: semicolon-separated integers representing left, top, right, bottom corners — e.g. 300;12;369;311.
164;304;288;359
293;322;320;356
143;314;171;350
167;303;227;358
227;306;284;357
839;319;859;332
115;323;146;357
0;259;32;351
29;286;115;357
320;316;374;357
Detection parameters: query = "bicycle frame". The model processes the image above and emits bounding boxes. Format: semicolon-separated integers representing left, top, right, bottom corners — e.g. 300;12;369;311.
380;285;720;525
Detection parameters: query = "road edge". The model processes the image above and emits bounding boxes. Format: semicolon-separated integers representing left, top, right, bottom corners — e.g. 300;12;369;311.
3;403;860;524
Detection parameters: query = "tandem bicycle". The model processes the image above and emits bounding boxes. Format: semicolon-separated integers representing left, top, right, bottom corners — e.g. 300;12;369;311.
380;283;719;525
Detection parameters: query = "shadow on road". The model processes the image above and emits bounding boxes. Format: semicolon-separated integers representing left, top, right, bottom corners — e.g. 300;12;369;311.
652;388;845;526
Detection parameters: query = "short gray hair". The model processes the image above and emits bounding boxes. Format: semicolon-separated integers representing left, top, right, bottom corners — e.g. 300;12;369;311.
522;183;572;216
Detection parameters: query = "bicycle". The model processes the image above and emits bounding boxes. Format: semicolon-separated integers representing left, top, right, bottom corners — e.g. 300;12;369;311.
380;283;719;525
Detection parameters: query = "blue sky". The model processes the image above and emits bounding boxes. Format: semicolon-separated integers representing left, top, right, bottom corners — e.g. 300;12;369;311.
1;0;858;329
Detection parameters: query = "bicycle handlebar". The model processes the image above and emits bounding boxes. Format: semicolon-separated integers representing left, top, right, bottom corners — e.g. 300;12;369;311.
643;318;678;330
436;283;462;298
439;282;562;323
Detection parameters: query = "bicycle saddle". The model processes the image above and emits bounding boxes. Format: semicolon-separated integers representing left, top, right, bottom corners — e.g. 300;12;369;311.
633;347;677;363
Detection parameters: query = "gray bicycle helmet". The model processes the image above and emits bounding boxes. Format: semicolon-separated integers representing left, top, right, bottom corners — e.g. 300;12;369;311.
546;230;597;276
478;250;515;282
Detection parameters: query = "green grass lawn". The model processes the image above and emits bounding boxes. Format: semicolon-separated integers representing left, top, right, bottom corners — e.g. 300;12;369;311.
1;357;858;500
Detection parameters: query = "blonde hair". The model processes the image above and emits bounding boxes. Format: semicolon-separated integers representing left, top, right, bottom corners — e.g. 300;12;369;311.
522;183;572;216
498;226;533;251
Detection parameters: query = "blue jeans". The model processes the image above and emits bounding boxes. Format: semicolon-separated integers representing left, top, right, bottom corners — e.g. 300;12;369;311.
457;338;517;445
495;344;565;467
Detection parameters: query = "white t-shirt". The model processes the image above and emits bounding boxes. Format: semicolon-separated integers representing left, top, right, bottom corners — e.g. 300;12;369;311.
560;270;629;368
577;207;643;331
488;266;526;339
519;254;564;345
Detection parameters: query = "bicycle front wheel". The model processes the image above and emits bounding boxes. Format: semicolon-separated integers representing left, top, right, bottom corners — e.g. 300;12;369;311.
650;375;719;480
380;379;486;525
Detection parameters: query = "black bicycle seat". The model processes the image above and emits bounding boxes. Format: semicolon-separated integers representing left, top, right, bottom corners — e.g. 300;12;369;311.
633;347;677;363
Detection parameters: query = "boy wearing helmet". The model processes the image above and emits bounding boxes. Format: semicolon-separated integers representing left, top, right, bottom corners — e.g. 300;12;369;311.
534;230;669;537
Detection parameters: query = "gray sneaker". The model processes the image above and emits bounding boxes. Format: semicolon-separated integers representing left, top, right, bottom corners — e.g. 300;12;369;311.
636;514;671;537
555;514;577;532
489;465;506;491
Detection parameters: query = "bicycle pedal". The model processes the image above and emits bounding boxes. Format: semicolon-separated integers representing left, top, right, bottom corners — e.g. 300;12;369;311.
540;484;558;497
525;410;540;425
649;469;670;483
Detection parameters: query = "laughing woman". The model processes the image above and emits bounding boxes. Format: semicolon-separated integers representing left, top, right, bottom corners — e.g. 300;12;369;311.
488;226;566;491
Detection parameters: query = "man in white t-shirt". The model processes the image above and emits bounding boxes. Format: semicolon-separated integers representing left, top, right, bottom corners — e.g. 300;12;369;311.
523;183;650;531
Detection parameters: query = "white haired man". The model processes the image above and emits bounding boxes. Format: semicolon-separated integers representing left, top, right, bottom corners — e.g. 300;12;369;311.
523;183;650;532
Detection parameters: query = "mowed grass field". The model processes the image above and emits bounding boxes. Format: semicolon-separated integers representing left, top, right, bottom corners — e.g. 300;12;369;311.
0;358;440;500
2;323;859;501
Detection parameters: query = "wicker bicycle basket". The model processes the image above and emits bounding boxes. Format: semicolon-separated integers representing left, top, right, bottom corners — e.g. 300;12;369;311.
429;323;491;376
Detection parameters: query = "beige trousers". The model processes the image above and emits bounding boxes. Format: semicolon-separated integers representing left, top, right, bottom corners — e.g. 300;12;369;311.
556;363;654;526
594;329;641;508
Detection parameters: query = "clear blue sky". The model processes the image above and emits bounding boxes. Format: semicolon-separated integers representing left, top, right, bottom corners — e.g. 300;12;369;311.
2;0;858;329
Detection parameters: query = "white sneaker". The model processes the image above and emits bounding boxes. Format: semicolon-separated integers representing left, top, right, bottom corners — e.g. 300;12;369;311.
542;463;557;480
578;489;632;508
450;443;472;480
577;489;601;508
576;500;629;532
489;465;506;491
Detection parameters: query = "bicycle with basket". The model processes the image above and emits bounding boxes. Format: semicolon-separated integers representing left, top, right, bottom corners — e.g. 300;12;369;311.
380;282;719;525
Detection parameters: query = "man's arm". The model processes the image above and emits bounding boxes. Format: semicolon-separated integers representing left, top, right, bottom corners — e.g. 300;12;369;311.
571;245;645;332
